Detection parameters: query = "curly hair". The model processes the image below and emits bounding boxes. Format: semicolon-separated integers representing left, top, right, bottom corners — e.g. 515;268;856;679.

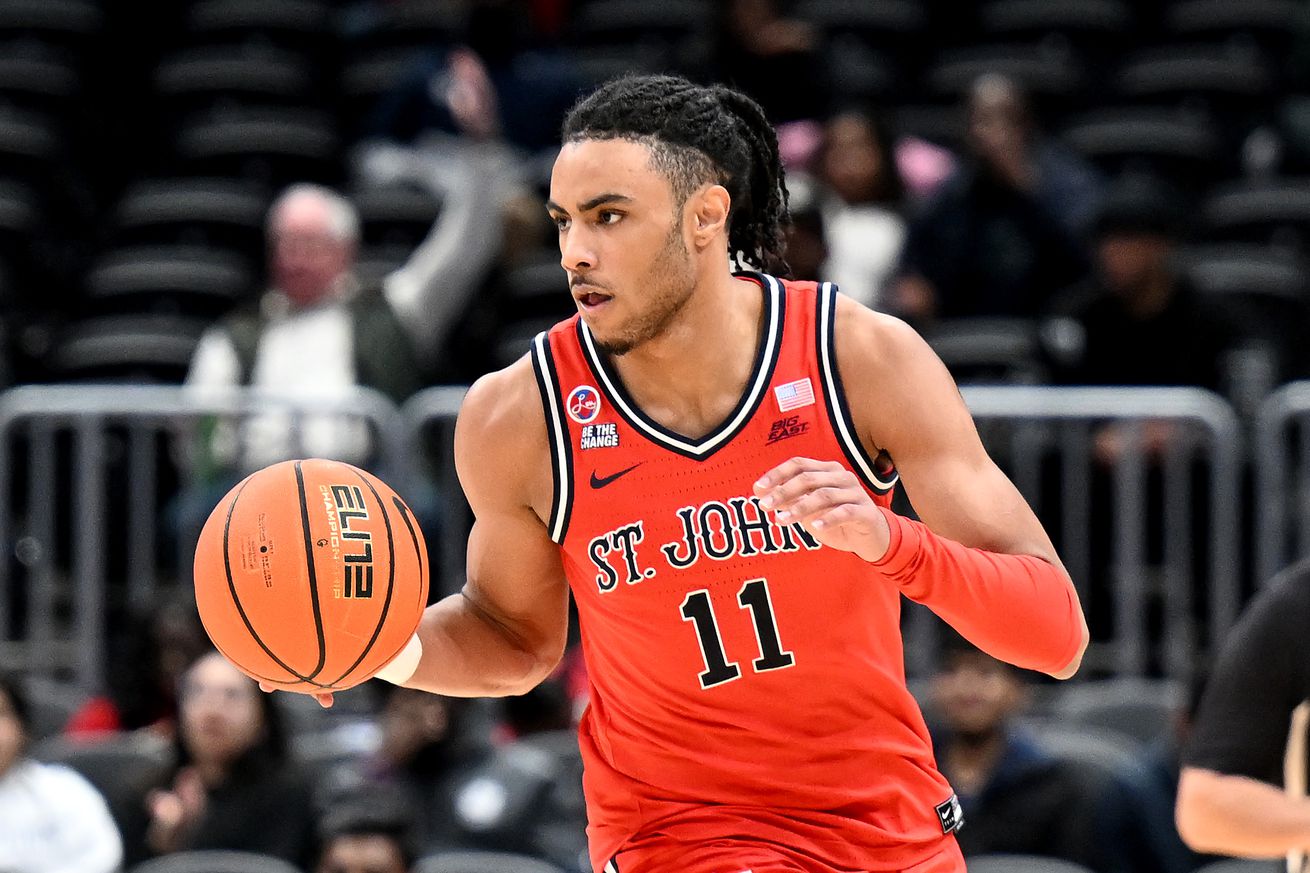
562;74;791;274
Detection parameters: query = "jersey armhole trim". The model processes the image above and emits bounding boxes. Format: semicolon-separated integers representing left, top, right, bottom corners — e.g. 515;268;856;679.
531;332;573;544
816;282;898;495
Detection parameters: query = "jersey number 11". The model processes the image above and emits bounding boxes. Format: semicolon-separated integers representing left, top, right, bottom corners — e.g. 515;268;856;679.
680;579;795;689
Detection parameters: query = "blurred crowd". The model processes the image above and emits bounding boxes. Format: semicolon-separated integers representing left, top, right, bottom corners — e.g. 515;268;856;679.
4;0;1310;871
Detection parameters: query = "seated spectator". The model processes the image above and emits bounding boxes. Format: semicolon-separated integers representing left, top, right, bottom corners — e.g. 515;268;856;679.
186;184;423;472
0;673;123;873
316;795;417;873
123;651;316;868
334;684;488;853
814;108;907;310
65;591;208;739
1044;175;1243;395
928;632;1108;870
894;73;1102;323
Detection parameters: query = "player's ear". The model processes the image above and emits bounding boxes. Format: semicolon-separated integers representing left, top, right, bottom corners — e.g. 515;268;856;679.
690;184;731;249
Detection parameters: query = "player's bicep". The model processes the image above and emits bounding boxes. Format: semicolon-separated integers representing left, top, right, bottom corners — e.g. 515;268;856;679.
462;505;568;663
453;363;570;663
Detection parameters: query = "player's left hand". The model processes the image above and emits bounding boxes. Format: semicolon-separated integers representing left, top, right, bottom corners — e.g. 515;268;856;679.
754;457;891;563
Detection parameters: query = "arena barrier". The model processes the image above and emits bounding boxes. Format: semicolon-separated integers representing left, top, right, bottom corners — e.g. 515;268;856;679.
0;384;405;689
934;386;1244;681
399;385;469;599
0;384;1250;690
1255;381;1310;585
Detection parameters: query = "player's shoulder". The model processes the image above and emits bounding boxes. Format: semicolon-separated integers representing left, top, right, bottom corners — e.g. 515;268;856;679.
829;288;929;376
460;354;546;444
456;353;551;497
1246;558;1310;628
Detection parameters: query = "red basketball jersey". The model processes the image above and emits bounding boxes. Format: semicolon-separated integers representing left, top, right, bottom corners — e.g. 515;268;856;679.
531;275;960;871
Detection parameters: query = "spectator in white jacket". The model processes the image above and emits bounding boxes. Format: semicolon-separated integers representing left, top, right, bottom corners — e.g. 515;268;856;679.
0;674;123;873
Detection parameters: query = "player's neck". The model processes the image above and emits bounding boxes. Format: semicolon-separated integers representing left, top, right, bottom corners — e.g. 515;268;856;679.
607;269;765;440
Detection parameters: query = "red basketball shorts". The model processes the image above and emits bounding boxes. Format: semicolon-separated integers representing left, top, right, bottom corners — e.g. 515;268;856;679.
603;838;966;873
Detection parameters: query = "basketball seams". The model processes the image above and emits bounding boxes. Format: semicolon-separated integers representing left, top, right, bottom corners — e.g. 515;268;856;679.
292;461;329;679
390;494;429;624
220;474;329;687
198;459;428;694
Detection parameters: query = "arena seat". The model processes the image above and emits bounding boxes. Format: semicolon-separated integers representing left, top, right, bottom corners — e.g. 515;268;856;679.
966;855;1097;873
129;850;305;873
416;851;566;873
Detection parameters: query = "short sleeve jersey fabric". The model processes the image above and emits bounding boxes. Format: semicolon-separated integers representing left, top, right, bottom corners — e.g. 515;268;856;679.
531;275;960;871
1184;560;1310;872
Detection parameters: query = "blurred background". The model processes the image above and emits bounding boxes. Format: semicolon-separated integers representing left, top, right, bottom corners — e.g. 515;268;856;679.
1;0;1310;872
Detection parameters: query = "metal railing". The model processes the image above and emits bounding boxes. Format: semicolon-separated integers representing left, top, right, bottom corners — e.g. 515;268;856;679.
1256;381;1310;584
955;386;1243;679
0;382;1263;690
0;385;406;689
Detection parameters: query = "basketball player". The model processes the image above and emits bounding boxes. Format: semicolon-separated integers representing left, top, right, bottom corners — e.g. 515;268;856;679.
1176;558;1310;870
294;75;1089;872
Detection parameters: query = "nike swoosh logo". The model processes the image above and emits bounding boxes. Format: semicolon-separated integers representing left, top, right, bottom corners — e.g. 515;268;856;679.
589;463;642;489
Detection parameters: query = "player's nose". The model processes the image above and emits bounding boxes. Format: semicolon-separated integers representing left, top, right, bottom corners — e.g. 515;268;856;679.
560;226;596;274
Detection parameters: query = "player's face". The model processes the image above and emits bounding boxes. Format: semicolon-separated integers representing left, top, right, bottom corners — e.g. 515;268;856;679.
0;688;23;777
548;138;697;356
178;653;266;767
932;652;1024;737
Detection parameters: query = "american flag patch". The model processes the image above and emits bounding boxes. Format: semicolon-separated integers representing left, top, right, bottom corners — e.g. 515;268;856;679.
774;377;815;412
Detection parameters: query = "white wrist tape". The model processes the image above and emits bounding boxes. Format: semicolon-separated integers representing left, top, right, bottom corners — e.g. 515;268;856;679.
373;633;423;685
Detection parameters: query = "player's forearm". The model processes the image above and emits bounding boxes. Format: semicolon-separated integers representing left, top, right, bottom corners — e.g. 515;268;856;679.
1177;766;1310;856
873;506;1087;677
394;590;562;697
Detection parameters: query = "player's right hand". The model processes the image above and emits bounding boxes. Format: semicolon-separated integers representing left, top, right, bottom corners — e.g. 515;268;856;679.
257;681;334;708
754;456;892;563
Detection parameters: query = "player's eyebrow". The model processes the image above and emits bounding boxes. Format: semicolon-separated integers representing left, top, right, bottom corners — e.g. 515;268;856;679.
546;193;633;215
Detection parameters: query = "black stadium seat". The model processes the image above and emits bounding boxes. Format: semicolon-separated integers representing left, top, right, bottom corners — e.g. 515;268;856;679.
977;0;1136;59
924;43;1089;108
183;0;334;58
47;315;208;383
924;318;1047;385
173;108;341;187
569;0;713;46
0;0;105;51
1202;178;1310;249
110;178;268;254
154;48;318;113
1112;44;1276;135
0;50;80;118
129;850;305;873
1191;861;1283;873
966;856;1098;873
825;39;901;103
1060;107;1223;182
353;183;441;250
84;245;255;317
345;0;465;57
793;0;930;50
416;851;566;873
1163;0;1300;54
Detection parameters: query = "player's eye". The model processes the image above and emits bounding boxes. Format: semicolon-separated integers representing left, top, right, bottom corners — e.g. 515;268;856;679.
598;210;623;225
552;215;571;232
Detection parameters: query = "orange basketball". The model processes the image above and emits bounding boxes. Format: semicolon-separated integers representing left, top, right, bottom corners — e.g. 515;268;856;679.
192;458;429;693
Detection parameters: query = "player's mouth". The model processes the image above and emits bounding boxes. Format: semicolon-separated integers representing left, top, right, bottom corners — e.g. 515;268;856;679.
573;285;613;312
